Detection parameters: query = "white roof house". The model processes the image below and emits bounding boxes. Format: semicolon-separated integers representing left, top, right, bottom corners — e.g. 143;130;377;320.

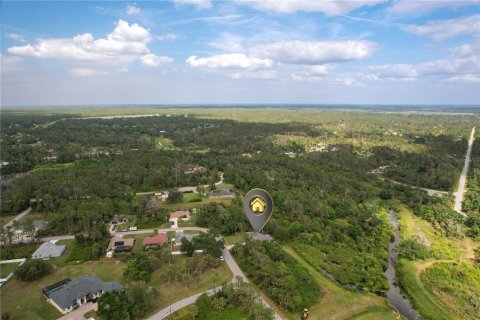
32;241;66;260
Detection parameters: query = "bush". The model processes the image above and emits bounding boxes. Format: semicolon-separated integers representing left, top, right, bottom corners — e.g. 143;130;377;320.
16;259;52;281
398;239;430;260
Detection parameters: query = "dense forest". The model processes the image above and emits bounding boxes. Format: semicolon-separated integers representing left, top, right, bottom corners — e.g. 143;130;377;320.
1;109;479;318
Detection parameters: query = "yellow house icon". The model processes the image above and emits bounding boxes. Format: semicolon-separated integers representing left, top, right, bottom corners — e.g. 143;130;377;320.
250;197;266;214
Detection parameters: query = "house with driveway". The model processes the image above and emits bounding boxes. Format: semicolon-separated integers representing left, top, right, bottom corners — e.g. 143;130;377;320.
143;233;168;249
169;210;190;229
32;241;66;260
43;275;123;314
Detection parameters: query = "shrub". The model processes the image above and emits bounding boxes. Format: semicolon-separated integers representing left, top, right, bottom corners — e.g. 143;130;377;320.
16;259;52;281
398;239;430;260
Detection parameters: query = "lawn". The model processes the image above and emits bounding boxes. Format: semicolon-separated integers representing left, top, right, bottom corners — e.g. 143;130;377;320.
144;254;233;318
170;306;248;320
0;261;20;278
223;233;246;245
0;260;126;320
160;198;232;210
0;242;39;260
0;214;16;228
394;204;480;320
283;246;397;320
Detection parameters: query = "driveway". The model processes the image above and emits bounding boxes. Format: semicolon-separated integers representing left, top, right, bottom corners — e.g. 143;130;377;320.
3;207;31;229
57;302;97;320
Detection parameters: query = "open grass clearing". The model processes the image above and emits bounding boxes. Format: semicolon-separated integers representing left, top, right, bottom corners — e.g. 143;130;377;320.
283;245;397;320
0;261;20;278
170;305;248;320
160;198;232;210
0;260;125;320
395;204;480;320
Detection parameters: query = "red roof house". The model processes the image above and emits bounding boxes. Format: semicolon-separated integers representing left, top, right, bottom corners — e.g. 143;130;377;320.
143;233;168;248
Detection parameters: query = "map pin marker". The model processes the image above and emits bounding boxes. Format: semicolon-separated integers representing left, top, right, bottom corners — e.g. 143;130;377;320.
243;189;274;233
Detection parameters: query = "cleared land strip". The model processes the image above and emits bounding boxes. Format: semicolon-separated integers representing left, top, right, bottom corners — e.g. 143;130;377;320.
2;207;31;229
454;127;476;216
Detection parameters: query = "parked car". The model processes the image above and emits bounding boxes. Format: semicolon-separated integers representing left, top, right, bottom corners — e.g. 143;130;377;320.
129;226;138;231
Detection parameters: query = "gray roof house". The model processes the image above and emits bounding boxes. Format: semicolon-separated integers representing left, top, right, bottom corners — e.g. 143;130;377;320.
207;189;235;199
175;230;197;245
32;241;66;260
43;275;123;314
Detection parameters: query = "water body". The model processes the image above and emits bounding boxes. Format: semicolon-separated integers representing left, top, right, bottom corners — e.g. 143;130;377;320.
385;209;421;320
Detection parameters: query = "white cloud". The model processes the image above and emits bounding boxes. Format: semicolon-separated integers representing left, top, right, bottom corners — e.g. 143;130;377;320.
7;20;171;67
402;15;480;40
292;73;359;86
140;54;174;66
186;53;273;70
1;54;24;73
366;64;418;80
446;74;480;82
126;5;141;15
229;70;277;79
250;40;375;65
156;33;178;41
69;68;107;77
209;33;245;52
389;0;480;14
173;0;212;9
8;33;25;41
236;0;387;15
364;51;480;82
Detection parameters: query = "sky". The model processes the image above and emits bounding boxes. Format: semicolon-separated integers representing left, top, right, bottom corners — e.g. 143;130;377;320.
1;0;480;106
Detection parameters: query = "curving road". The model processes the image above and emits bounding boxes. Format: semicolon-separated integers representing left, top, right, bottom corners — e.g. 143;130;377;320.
145;247;283;320
454;127;476;216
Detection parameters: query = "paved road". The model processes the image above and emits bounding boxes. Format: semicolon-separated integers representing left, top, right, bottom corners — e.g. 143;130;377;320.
454;127;476;216
146;287;221;320
40;227;210;243
3;207;32;229
222;248;284;320
145;247;283;320
112;226;209;236
136;173;224;196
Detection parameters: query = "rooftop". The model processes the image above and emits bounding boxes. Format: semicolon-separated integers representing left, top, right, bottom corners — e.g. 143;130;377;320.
143;233;168;246
32;241;66;259
44;275;123;309
170;210;190;219
107;236;135;251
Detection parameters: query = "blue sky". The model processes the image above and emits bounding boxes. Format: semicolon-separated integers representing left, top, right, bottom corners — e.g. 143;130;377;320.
1;0;480;106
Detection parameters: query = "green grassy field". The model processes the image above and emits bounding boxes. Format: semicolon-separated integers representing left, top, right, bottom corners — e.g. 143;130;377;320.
0;251;232;320
0;260;125;320
160;198;232;210
170;305;248;320
283;246;397;320
144;255;233;318
0;261;20;278
395;204;479;320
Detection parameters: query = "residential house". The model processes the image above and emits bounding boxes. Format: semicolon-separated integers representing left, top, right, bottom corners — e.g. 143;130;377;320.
184;165;207;174
143;233;168;249
175;230;197;245
169;210;190;229
208;189;235;199
154;191;169;202
109;215;135;225
43;275;123;314
107;236;135;254
32;241;66;260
